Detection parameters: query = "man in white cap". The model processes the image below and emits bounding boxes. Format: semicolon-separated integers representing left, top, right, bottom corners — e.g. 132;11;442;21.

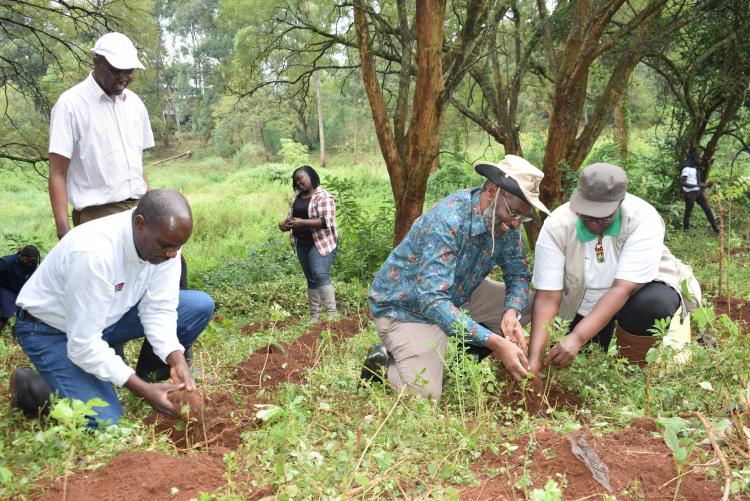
48;32;153;240
363;155;550;400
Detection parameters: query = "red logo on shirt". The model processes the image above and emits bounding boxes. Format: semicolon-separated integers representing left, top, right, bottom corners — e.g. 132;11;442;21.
114;282;125;292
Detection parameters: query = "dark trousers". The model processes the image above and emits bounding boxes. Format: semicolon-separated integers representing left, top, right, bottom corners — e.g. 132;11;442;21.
569;282;681;350
683;191;718;232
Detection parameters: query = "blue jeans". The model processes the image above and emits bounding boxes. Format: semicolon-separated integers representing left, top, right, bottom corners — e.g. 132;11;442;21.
15;290;215;426
296;244;336;289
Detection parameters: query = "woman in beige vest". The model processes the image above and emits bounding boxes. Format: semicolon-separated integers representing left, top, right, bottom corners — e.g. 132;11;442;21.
527;163;699;374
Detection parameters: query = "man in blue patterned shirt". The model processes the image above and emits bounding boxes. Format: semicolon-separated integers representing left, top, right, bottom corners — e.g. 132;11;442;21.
366;155;549;399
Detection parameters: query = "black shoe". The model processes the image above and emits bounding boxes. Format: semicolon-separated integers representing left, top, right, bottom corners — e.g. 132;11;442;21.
135;339;172;382
360;344;390;384
464;344;493;363
10;366;52;417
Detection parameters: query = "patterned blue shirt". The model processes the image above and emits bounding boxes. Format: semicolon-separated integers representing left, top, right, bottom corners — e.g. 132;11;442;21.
369;188;531;347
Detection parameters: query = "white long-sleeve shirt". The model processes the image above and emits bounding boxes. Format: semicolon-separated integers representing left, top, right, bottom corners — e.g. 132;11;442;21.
49;72;154;210
17;210;183;387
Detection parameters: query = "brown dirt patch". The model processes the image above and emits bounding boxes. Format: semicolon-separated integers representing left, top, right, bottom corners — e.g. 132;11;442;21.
41;315;365;498
495;375;581;416
148;316;365;449
39;450;226;501
711;296;750;327
463;423;722;500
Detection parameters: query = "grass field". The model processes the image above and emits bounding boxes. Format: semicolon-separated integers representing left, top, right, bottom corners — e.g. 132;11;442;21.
1;146;750;499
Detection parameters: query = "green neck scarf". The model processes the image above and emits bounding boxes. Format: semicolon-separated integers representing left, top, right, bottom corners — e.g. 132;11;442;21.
576;209;621;243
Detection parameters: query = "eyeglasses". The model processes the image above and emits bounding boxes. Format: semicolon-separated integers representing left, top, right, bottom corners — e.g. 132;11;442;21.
578;212;616;225
502;195;533;223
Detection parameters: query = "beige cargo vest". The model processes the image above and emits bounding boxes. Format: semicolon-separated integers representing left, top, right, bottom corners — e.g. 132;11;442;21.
543;194;700;321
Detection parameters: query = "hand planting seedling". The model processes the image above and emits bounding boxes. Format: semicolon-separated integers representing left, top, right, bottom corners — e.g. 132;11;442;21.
167;388;205;422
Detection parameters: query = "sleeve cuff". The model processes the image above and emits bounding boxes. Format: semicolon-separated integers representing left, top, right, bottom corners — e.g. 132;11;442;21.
112;365;136;388
154;340;185;364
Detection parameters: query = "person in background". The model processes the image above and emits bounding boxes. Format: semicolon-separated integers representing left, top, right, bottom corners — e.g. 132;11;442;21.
48;32;153;241
0;245;40;332
528;163;700;374
365;156;549;400
10;190;215;426
278;166;339;321
680;149;719;234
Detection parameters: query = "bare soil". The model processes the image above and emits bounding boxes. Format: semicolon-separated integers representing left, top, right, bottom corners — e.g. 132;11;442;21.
712;296;750;327
38;316;364;500
39;450;227;501
36;313;729;499
463;419;722;500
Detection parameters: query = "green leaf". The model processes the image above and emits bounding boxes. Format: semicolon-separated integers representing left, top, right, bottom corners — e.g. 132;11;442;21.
719;314;739;336
255;404;284;422
693;307;715;331
679;279;693;302
353;472;369;487
0;466;12;485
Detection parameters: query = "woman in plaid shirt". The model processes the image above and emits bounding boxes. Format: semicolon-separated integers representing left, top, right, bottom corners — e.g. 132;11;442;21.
279;166;339;320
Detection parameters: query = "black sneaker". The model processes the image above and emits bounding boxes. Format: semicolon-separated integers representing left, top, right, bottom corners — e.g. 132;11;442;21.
360;344;390;384
10;366;52;417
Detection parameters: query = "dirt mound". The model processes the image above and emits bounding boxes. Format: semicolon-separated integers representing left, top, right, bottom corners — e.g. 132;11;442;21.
464;423;722;500
149;392;252;450
39;451;226;501
234;317;363;406
149;315;364;449
495;376;581;416
168;388;204;420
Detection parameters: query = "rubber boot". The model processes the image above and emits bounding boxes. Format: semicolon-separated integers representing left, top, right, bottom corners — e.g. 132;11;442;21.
319;284;338;318
10;366;52;417
615;324;656;367
307;288;321;322
360;344;391;384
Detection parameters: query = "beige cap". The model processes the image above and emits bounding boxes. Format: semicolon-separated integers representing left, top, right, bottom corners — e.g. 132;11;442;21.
474;155;550;215
92;32;144;70
570;163;628;217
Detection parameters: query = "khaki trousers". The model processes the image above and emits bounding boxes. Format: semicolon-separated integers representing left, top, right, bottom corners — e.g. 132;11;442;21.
72;199;140;226
375;278;531;400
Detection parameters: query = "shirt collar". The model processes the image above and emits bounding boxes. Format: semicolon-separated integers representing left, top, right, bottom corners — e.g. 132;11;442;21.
576;208;621;242
84;72;127;103
470;189;487;236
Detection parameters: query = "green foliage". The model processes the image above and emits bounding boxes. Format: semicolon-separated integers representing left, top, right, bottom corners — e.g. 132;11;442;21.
233;143;267;168
531;479;564;501
426;155;481;204
278;139;309;168
324;175;393;282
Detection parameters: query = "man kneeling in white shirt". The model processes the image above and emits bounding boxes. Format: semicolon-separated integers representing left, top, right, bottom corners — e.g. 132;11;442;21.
11;189;215;427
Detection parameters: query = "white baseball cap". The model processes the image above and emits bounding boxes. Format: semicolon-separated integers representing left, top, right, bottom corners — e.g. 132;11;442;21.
92;32;145;70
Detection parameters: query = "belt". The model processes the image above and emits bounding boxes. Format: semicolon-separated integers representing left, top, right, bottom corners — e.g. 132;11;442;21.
15;307;42;323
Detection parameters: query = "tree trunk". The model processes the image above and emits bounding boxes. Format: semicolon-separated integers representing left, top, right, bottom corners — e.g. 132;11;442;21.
613;96;628;162
354;0;448;246
315;73;326;167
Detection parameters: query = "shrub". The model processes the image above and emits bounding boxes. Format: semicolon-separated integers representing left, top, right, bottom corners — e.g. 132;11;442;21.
279;139;309;168
234;143;268;168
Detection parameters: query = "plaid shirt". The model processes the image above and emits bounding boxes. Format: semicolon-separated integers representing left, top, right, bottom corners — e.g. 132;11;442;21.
287;186;338;256
368;188;531;347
